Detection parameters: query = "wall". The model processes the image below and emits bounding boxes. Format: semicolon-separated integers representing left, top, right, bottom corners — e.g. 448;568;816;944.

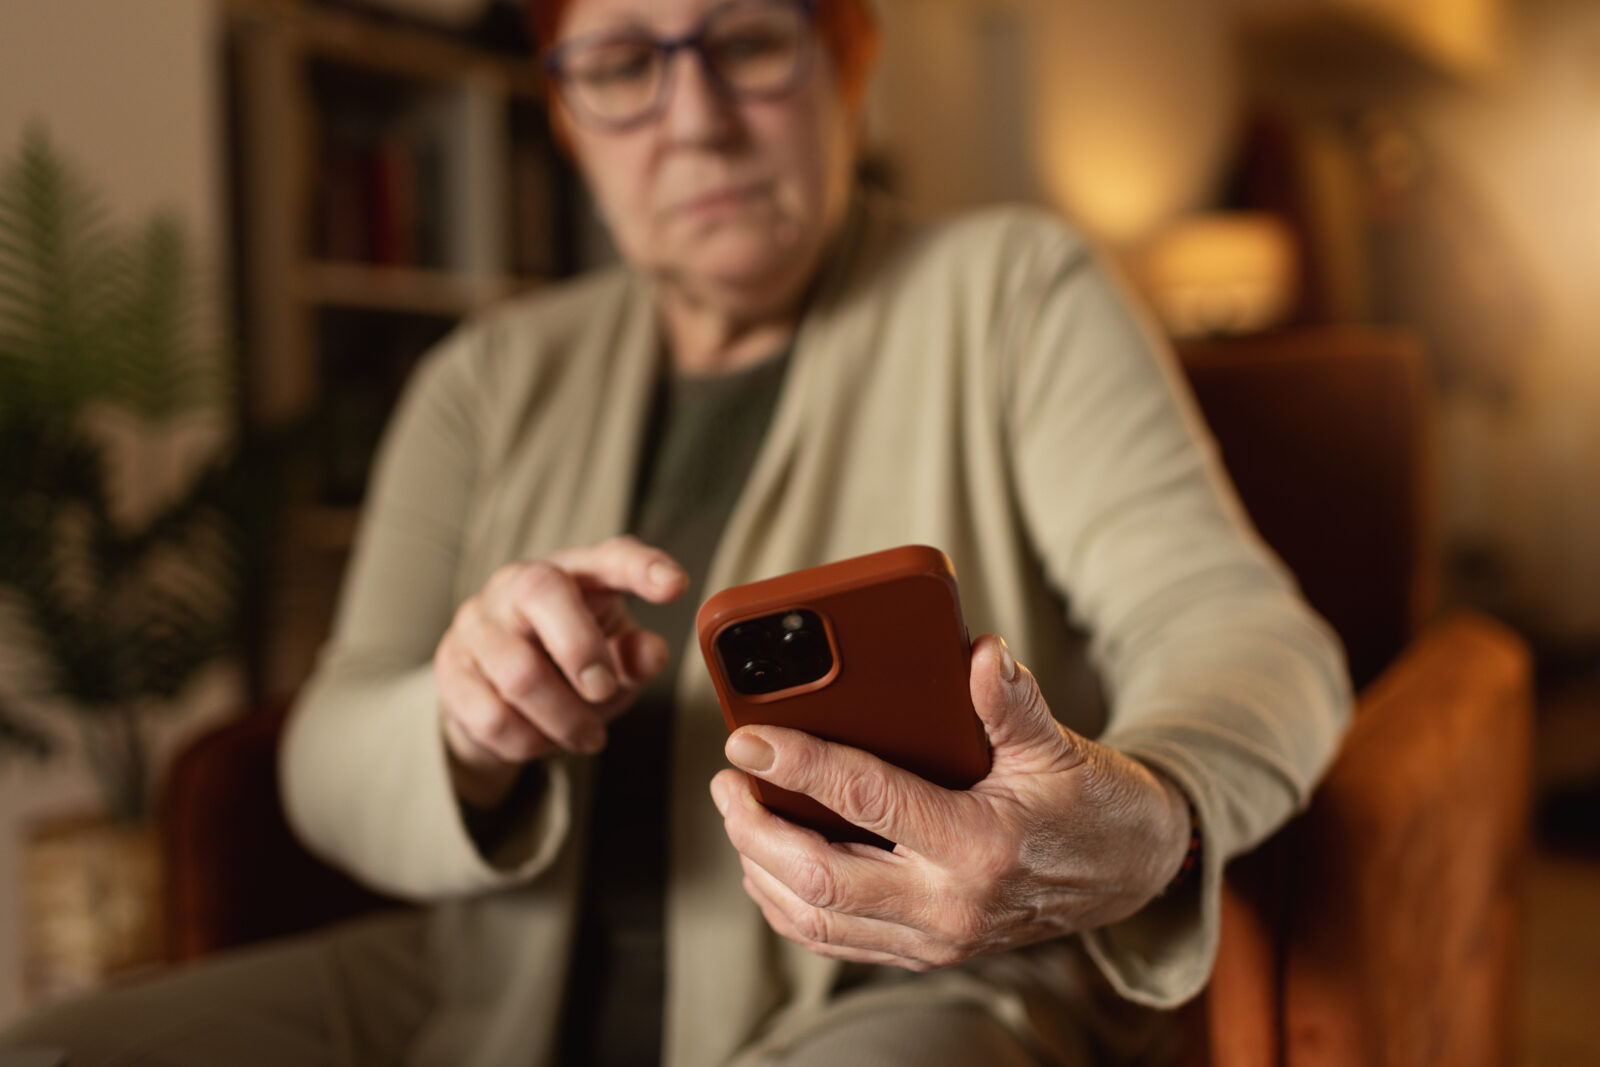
1405;0;1600;639
0;0;234;1028
873;0;1240;244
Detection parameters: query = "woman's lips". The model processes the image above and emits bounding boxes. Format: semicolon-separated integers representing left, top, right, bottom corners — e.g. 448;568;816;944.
673;182;768;219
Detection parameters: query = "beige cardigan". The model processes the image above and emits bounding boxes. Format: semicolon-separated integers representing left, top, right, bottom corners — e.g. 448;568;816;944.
282;196;1352;1066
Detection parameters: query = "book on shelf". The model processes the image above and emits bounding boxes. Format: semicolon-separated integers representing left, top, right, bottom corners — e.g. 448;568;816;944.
316;125;446;270
312;71;469;272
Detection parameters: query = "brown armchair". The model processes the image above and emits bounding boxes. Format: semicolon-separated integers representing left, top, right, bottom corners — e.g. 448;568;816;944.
1176;328;1530;1067
161;326;1532;1065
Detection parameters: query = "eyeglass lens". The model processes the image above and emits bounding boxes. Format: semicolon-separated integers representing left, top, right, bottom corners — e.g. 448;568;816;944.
554;1;810;129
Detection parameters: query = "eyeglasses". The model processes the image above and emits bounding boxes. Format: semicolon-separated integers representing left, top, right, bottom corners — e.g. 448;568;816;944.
542;0;817;133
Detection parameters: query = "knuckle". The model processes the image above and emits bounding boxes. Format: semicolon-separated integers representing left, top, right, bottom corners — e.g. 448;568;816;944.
541;628;603;675
489;561;530;597
494;725;543;762
474;729;520;763
791;906;835;946
456;700;506;746
790;861;841;911
486;716;547;763
473;706;517;746
513;561;566;603
491;647;546;700
451;597;479;631
837;770;896;831
971;833;1019;885
941;904;989;951
729;818;765;859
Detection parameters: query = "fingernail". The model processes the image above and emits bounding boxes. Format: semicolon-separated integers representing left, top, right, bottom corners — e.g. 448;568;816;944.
710;777;729;816
649;561;685;590
580;664;618;703
997;639;1018;683
727;732;774;773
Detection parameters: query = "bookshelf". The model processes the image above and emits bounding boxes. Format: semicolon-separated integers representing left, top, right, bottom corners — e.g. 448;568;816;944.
222;0;584;696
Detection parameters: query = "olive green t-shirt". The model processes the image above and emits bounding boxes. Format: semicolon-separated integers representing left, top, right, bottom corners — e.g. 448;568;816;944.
559;346;793;1066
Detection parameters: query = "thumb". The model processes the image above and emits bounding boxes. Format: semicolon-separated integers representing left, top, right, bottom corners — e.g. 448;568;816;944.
970;634;1081;776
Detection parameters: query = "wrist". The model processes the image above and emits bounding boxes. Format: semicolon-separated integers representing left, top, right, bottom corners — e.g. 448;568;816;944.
444;727;526;811
456;760;546;860
1147;768;1201;898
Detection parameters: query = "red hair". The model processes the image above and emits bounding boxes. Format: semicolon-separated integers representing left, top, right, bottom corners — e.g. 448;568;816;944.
528;0;881;107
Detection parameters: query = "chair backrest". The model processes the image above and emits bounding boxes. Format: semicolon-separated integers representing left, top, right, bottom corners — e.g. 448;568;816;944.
1177;327;1435;688
1174;328;1531;1067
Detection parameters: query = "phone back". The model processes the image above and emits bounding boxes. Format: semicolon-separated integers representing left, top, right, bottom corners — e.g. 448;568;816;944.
696;545;991;846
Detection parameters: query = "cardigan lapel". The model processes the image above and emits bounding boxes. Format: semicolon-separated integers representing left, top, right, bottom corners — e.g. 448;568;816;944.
566;273;663;549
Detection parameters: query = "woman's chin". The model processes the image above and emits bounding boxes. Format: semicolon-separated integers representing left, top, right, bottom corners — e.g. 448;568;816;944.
670;240;813;306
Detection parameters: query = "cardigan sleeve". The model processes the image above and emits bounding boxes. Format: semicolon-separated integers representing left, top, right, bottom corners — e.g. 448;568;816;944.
279;323;574;901
996;218;1354;1007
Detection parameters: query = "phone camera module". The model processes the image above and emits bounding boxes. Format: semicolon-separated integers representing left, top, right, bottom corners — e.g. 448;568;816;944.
780;626;828;668
723;622;767;659
736;657;786;694
717;608;834;696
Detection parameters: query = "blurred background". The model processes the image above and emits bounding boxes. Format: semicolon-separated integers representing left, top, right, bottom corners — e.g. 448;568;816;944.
0;0;1597;1060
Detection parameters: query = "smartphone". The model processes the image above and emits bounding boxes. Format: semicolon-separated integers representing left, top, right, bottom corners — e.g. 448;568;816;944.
696;544;992;848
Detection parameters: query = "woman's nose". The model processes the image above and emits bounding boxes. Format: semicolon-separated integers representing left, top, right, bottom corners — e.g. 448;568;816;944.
661;49;741;147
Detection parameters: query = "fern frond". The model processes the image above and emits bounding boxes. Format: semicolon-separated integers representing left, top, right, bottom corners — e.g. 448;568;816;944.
102;213;231;421
0;125;122;422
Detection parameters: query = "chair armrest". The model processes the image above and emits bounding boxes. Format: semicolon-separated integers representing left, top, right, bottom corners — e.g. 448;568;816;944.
159;704;401;962
1281;610;1532;1066
1193;611;1532;1067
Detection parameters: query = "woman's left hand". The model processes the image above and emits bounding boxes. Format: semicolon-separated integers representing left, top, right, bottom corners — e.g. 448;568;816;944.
709;634;1194;971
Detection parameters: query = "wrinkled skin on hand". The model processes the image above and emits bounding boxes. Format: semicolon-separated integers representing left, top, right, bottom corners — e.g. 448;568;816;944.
710;635;1193;971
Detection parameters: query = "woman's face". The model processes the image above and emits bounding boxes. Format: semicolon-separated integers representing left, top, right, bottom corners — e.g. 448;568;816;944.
550;0;859;316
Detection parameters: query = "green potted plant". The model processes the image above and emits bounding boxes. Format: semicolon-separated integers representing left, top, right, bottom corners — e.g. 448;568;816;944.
0;125;263;1001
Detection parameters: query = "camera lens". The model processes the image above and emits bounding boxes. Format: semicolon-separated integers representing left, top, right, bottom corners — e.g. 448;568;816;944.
723;623;767;660
737;657;786;695
780;626;827;665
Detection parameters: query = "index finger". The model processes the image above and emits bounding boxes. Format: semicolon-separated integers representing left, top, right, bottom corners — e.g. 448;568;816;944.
546;535;688;604
725;725;966;861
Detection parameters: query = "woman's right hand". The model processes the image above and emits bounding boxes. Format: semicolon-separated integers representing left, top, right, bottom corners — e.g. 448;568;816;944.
434;535;689;810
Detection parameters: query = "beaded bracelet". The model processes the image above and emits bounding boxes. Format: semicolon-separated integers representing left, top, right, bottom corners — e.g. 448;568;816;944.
1159;801;1202;897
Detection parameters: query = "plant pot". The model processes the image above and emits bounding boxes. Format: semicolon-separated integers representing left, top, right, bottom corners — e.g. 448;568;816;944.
21;812;165;1007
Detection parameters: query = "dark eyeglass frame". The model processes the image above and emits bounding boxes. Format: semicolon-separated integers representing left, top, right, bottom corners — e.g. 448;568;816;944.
541;0;818;133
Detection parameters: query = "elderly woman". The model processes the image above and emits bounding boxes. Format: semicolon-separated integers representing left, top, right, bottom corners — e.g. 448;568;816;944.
0;1;1349;1064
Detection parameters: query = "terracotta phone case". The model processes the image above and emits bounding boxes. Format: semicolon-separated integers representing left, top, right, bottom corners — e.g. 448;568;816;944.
696;544;992;847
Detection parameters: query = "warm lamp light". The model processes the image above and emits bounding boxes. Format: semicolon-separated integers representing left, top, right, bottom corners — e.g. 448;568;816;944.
1140;212;1299;337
